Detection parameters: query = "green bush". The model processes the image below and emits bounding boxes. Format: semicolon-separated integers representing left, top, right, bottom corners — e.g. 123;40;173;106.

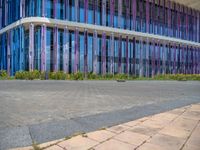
0;70;8;79
49;71;66;80
87;72;97;80
71;72;84;80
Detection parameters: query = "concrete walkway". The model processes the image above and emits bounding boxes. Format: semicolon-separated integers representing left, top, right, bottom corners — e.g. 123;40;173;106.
13;103;200;150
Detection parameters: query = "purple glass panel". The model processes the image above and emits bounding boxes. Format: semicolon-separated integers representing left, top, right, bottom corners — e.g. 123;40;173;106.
197;13;200;42
53;26;58;72
118;0;122;28
126;0;130;29
146;0;150;33
110;33;114;74
93;30;97;74
126;36;129;74
84;29;88;74
102;32;106;74
132;0;136;30
42;0;45;17
84;0;88;23
168;0;171;37
41;24;46;72
146;38;149;77
110;0;114;27
173;45;176;74
63;27;69;73
64;0;69;20
75;0;79;22
93;0;98;25
157;41;160;75
132;37;136;75
74;28;79;73
139;39;143;77
152;40;155;77
29;23;34;71
162;42;166;75
102;0;106;26
53;0;56;18
118;35;122;74
7;31;11;76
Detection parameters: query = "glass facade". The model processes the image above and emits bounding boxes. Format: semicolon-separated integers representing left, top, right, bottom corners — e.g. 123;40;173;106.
0;0;200;76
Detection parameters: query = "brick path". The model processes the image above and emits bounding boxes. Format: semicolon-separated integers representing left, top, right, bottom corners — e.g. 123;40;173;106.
12;103;200;150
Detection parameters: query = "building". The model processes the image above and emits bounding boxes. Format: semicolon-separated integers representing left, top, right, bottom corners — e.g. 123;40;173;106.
0;0;200;77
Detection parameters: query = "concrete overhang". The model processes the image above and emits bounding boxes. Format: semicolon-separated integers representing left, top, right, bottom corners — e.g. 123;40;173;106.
0;17;200;48
170;0;200;11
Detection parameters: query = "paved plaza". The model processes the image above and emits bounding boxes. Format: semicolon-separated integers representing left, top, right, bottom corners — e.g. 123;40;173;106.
0;80;200;149
14;103;200;150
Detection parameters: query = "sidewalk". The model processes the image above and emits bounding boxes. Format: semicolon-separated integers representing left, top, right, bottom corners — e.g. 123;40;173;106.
13;103;200;150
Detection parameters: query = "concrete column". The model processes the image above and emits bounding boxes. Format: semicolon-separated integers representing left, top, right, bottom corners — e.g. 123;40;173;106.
53;25;58;72
110;33;114;74
102;32;106;75
84;29;88;75
93;30;97;74
29;23;34;71
118;35;122;74
7;31;11;76
41;24;46;72
126;36;129;74
63;27;69;73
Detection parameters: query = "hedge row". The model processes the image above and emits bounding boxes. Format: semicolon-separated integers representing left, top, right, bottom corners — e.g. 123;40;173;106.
0;70;200;81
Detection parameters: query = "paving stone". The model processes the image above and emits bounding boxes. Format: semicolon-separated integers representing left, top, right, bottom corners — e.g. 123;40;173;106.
182;110;200;121
39;139;64;149
122;120;142;127
147;133;185;150
106;125;131;134
137;142;166;150
169;116;198;132
86;130;115;142
45;145;64;150
58;135;99;150
159;126;190;139
129;125;159;137
94;139;135;150
114;131;149;146
182;143;200;150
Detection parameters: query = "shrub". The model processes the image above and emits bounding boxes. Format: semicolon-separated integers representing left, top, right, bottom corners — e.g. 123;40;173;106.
71;72;84;80
0;70;8;79
87;72;97;80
